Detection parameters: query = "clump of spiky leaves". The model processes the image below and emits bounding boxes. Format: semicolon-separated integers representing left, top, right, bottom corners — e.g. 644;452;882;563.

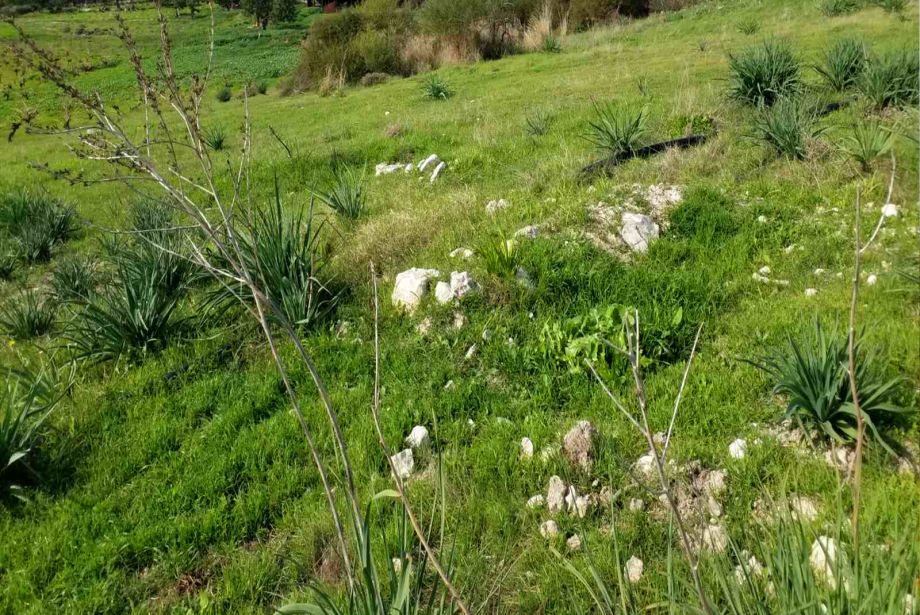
728;40;801;107
0;237;17;280
815;38;867;92
423;74;453;100
50;256;98;304
838;119;895;171
751;321;907;450
525;110;552;137
819;0;860;16
858;49;920;109
737;18;760;35
0;191;77;263
751;97;824;159
479;230;521;280
0;289;56;339
210;189;337;330
542;35;561;53
203;125;226;151
313;164;366;220
585;102;649;157
215;84;231;102
1;372;52;497
874;0;906;12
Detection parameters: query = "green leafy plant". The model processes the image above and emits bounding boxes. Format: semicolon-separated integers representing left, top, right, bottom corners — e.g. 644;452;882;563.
0;191;77;263
838;119;895;171
815;38;867;92
478;230;520;280
50;257;98;304
525;110;552;136
0;290;56;339
209;189;337;330
312;164;366;219
728;40;801;107
423;74;453;100
542;34;562;53
585;102;649;157
751;321;907;450
751;97;824;159
858;49;920;109
215;84;232;102
1;370;57;498
874;0;906;13
737;18;760;35
203;125;227;151
819;0;860;16
0;238;17;280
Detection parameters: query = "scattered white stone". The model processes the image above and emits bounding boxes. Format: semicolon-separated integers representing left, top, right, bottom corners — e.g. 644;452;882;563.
629;498;645;512
429;161;446;183
464;344;478;361
481;328;493;342
434;281;454;304
866;274;878;286
520;437;535;459
539;446;556;462
790;495;819;522
757;215;768;224
734;554;764;584
416;317;432;336
626;556;644;583
646;184;683;210
547;475;567;513
563;485;578;513
566;534;582;551
452;311;465;329
701;523;728;553
392;268;440;312
903;594;918;615
405;425;430;450
574;495;592;519
784;244;796;254
527;494;545;509
390;448;414;479
450;271;477;299
753;272;771;284
562;420;598;472
814;268;826;276
758;266;771;276
450;247;474;259
810;536;839;589
485;198;510;214
444;379;455;390
881;203;899;218
514;225;539;239
635;453;657;481
375;162;404;176
392;557;402;573
805;288;818;297
540;519;559;538
404;163;414;173
515;267;534;289
620;212;660;253
728;438;747;460
418;154;441;172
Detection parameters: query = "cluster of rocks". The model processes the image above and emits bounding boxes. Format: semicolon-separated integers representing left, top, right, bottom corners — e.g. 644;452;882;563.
389;425;431;479
391;268;478;313
586;184;683;255
375;153;446;183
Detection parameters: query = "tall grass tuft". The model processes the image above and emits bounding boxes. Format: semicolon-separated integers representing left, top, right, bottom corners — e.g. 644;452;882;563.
0;238;17;280
815;38;867;92
50;257;98;304
858;49;920;109
751;97;824;159
0;191;77;263
838;119;895;171
819;0;860;16
525;109;552;137
479;230;520;280
585;102;649;158
313;165;367;220
737;18;760;35
728;40;801;107
0;290;56;339
422;74;453;100
1;368;60;498
203;125;227;151
751;321;908;450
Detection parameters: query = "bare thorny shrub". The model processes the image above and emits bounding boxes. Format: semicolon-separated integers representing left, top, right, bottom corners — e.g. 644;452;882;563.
8;5;469;613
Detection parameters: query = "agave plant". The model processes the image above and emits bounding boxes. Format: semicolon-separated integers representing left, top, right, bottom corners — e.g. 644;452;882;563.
838;119;895;172
0;289;56;339
752;321;907;450
728;40;801;107
859;49;920;109
585;102;649;158
0;191;77;263
815;38;867;92
751;97;825;159
312;164;366;220
423;75;453;100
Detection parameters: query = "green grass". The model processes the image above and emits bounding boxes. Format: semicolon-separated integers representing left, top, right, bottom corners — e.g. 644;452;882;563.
0;1;917;613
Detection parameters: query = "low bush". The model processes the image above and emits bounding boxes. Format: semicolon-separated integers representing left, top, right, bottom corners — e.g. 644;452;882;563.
737;18;759;35
752;97;824;159
873;0;907;12
0;290;56;339
423;74;453;99
0;191;77;263
728;40;801;107
312;165;366;219
858;49;919;109
585;102;649;158
204;125;227;151
838;119;895;171
815;38;867;92
751;321;908;450
215;85;232;102
525;109;552;136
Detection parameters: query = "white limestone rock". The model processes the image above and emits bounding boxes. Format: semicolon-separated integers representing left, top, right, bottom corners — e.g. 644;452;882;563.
620;212;659;253
392;268;440;312
434;281;454;304
520;437;535;460
405;425;430;450
390;449;414;479
526;494;544;509
728;438;747;460
562;420;598;472
626;556;644;583
547;475;567;513
540;519;559;538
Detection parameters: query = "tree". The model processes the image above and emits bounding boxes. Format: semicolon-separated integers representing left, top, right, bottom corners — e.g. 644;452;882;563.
272;0;298;23
243;0;272;29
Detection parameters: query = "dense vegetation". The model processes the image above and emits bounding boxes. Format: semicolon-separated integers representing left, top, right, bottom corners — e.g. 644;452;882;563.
0;0;917;613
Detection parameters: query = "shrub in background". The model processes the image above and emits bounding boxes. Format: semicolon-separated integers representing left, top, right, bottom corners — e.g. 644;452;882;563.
751;321;908;450
728;40;801;107
858;49;919;109
815;38;867;92
0;238;17;280
0;290;56;339
215;85;232;102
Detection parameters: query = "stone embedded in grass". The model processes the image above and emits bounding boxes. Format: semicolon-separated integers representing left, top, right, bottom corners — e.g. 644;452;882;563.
429;161;446;183
626;556;644;583
758;266;771;275
514;225;539;239
866;274;877;286
790;495;819;522
416;317;433;336
734;554;764;584
450;271;477;298
390;448;414;479
547;475;567;513
881;203;898;218
573;494;592;519
562;420;597;472
520;437;534;460
728;438;747;459
464;344;478;360
392;268;440;312
539;519;559;538
435;281;453;304
809;536;839;589
452;311;465;329
526;494;544;509
700;523;728;553
405;425;430;450
566;534;582;551
450;247;474;259
620;212;659;253
629;498;645;512
375;162;404;176
515;267;534;289
418;154;441;172
804;288;818;297
634;453;657;481
485;198;510;214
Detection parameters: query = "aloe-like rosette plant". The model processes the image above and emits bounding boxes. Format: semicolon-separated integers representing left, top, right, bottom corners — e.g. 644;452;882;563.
585;101;649;157
1;369;60;498
313;164;366;220
815;38;867;92
753;321;907;450
728;40;801;107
